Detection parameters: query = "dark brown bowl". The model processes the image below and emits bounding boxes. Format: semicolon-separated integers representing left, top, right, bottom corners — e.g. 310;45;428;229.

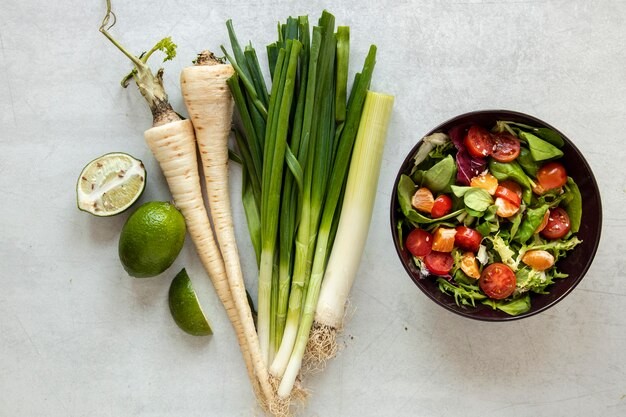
390;110;602;321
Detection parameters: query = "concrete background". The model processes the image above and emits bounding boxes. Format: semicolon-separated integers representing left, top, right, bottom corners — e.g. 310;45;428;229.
1;1;625;416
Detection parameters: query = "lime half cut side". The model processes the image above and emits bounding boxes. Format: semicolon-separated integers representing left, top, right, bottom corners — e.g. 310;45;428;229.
76;152;146;216
169;269;212;336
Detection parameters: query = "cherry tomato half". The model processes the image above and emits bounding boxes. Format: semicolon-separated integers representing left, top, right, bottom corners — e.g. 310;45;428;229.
541;207;571;239
454;226;483;252
424;251;454;275
491;132;521;162
479;263;517;299
495;185;521;207
537;162;567;191
464;125;493;158
431;195;453;218
499;180;523;199
406;228;433;257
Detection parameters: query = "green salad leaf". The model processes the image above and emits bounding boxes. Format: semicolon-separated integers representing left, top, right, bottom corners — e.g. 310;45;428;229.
517;147;540;177
563;177;582;233
514;204;549;244
464;188;493;212
488;159;533;204
519;131;564;161
423;155;457;193
483;293;531;316
397;174;463;225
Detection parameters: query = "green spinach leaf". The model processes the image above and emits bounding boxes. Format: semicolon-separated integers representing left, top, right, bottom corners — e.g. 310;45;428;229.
517;147;540;177
423;155;457;193
563;177;582;233
514;204;549;244
483;293;531;316
519;131;564;161
488;159;533;204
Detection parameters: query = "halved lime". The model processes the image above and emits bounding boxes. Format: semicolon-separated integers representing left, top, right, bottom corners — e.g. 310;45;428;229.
76;152;146;216
169;269;212;336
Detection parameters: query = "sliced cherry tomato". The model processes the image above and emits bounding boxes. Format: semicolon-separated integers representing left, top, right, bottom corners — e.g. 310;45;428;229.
494;197;520;218
464;125;493;158
495;185;521;207
537;162;567;191
479;263;517;299
431;195;453;218
432;227;457;252
405;229;433;257
541;207;571;239
424;251;454;275
499;180;523;199
491;132;521;162
454;226;483;252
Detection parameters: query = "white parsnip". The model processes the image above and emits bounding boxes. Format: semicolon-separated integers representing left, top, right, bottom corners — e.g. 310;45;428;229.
180;57;274;405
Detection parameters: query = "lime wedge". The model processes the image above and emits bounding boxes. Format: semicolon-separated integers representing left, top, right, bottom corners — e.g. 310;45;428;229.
168;269;212;336
76;152;146;216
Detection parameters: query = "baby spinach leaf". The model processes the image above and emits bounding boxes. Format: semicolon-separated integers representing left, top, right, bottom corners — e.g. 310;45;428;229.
509;211;524;242
562;177;582;233
464;188;493;212
488;159;533;204
517;147;540;177
497;121;564;147
514;204;549;244
483;293;531;316
423;155;457;193
397;174;416;217
519;131;564;161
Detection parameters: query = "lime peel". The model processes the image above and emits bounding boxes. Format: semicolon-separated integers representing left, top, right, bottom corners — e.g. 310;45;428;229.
168;268;212;336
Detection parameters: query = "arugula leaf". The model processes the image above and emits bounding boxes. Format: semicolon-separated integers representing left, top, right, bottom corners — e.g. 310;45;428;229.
437;277;487;307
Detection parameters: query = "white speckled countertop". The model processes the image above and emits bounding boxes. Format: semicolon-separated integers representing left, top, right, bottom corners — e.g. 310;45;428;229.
1;1;625;416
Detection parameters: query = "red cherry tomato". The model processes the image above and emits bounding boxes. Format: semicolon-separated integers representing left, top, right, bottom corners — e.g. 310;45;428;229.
491;132;521;162
431;195;453;218
464;125;493;158
499;180;523;199
405;229;433;257
537;162;567;191
454;226;483;252
495;185;521;207
541;207;571;239
479;263;517;299
424;251;454;275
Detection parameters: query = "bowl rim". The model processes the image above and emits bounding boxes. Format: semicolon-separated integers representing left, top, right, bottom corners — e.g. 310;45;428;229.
389;109;603;322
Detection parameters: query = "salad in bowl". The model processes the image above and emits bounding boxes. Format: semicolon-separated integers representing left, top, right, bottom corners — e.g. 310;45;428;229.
394;117;585;317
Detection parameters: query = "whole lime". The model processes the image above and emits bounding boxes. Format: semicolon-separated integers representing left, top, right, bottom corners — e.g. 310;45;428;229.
118;201;186;278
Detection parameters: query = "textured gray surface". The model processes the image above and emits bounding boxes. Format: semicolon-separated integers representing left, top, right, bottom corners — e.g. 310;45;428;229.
1;1;625;416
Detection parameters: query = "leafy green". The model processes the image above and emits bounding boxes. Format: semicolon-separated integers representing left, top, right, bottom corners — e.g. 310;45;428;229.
563;177;582;233
525;235;582;261
463;188;493;212
514;204;549;244
153;37;178;62
515;267;551;294
422;155;456;193
413;133;450;168
437;278;487;307
498;121;565;148
519;131;564;161
451;185;472;197
489;234;517;270
398;174;463;225
483;293;531;316
517;147;540;177
488;159;533;204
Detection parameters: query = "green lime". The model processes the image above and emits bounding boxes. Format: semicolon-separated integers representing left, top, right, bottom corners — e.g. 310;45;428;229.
169;269;212;336
77;152;146;216
118;201;186;278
